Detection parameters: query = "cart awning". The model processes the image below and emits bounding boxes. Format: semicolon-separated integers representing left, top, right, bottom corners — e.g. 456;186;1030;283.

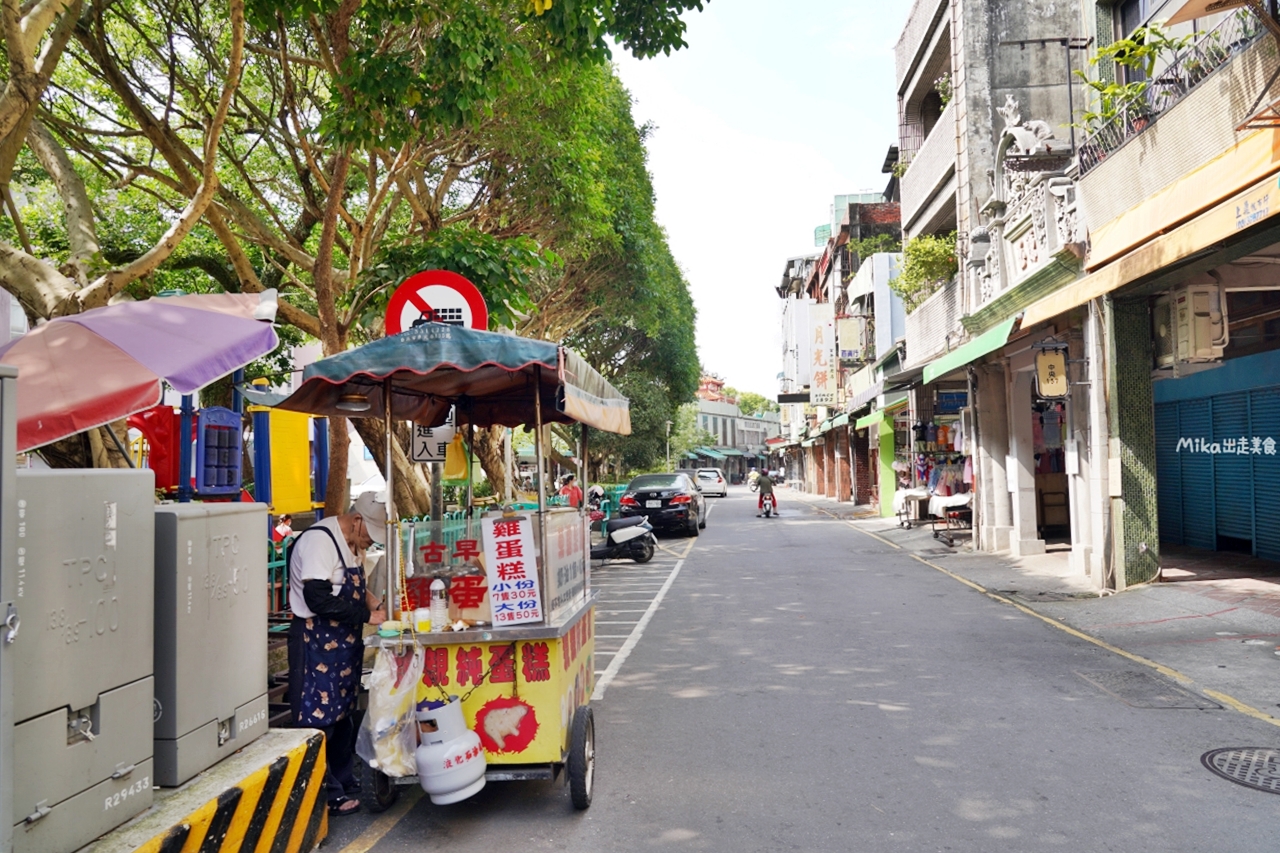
260;324;631;434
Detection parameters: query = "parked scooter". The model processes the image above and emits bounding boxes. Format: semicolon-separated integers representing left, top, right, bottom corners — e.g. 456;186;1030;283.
590;516;656;563
760;493;776;518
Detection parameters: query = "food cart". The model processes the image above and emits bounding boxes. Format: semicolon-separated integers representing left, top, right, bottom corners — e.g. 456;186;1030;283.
257;322;631;811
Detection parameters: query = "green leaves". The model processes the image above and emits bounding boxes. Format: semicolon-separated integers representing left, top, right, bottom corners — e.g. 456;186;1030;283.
894;232;957;311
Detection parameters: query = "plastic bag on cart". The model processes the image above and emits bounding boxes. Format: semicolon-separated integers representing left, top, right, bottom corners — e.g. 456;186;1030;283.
357;645;424;777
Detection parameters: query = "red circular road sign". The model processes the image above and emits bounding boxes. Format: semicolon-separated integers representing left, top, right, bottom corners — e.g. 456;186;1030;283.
385;270;489;335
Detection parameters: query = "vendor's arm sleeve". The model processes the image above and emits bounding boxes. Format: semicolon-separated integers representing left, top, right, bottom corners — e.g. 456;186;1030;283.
302;580;371;625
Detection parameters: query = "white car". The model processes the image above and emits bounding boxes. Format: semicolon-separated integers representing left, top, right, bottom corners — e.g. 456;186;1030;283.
695;468;728;497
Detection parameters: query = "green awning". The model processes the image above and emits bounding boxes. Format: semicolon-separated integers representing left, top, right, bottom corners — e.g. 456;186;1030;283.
719;448;744;456
816;418;834;435
854;410;884;430
800;438;816;447
922;316;1019;384
695;447;726;459
831;413;850;428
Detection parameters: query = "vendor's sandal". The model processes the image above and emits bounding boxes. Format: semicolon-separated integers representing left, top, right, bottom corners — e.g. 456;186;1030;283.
328;797;361;817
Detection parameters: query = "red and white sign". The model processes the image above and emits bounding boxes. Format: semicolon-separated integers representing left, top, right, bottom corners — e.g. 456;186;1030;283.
480;516;543;625
385;270;488;336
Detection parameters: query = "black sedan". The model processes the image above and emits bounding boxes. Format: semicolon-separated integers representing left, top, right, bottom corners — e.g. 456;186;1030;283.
618;472;707;536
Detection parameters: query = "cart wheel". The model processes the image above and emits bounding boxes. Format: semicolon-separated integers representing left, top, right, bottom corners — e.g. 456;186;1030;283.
568;706;595;810
361;760;401;814
633;540;655;564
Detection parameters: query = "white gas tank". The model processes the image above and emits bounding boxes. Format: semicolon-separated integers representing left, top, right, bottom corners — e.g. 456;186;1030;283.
415;698;487;804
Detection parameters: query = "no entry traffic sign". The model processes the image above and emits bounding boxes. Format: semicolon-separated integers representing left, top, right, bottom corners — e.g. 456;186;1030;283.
385;270;489;335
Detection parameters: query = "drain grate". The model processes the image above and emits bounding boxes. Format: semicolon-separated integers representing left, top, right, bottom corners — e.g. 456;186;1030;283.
1201;748;1280;794
1075;670;1221;709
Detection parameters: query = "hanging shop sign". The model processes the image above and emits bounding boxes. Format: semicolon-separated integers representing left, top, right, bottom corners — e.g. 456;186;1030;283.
385;270;489;336
809;303;837;406
409;406;457;463
1035;348;1069;399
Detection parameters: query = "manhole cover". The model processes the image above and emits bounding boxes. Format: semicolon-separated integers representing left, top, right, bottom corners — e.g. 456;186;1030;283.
1201;748;1280;794
1075;670;1221;709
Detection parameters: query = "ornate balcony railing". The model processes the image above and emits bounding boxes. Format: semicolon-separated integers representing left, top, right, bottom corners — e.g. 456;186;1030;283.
1079;9;1267;175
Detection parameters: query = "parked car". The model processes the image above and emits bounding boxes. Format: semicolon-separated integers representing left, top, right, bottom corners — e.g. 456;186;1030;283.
695;467;728;497
619;472;707;536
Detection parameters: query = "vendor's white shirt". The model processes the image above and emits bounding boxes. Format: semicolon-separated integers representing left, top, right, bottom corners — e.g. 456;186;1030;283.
288;517;357;619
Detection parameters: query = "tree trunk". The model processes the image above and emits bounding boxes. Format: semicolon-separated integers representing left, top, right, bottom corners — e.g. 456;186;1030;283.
473;425;507;499
326;416;349;514
350;416;430;518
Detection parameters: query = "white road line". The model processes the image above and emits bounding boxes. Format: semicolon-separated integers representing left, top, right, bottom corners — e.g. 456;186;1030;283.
595;634;634;638
595;620;642;624
592;558;685;701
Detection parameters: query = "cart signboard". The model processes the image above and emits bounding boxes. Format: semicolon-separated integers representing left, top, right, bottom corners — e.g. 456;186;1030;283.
409;406;457;463
480;516;544;625
542;510;588;619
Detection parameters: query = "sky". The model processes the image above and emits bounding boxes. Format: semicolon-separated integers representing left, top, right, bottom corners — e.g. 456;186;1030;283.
612;1;911;399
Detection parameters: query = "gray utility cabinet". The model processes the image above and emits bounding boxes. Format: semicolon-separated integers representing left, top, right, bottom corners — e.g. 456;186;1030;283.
13;469;155;853
154;502;269;787
0;367;18;853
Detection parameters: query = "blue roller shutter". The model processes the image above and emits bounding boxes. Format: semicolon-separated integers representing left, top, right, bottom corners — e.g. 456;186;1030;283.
1251;388;1280;562
1212;393;1253;543
1177;398;1216;550
1155;402;1184;545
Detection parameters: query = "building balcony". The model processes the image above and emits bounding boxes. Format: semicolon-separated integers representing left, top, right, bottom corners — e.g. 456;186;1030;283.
900;100;956;235
904;276;963;368
1079;10;1280;266
895;0;950;90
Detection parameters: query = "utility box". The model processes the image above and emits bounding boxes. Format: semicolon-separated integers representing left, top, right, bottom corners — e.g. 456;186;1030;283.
153;502;269;787
0;367;17;853
12;469;155;853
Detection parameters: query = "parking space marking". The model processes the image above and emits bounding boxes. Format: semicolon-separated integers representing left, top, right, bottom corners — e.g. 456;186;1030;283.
592;559;685;700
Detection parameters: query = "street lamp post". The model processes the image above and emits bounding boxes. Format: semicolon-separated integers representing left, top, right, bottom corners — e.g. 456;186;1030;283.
665;420;673;472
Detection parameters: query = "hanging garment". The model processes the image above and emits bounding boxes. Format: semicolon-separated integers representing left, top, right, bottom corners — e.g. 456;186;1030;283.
1042;410;1063;449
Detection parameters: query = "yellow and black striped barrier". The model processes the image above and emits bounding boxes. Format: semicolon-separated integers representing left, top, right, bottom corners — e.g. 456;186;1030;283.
90;730;328;853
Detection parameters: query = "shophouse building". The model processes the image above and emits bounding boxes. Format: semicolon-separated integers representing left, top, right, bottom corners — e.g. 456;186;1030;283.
774;195;904;506
885;0;1280;592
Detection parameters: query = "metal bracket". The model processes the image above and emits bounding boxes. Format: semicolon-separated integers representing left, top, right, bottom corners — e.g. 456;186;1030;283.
4;602;18;644
24;803;51;825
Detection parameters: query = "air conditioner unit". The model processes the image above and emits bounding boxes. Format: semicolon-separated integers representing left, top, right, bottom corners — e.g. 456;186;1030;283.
1173;284;1228;362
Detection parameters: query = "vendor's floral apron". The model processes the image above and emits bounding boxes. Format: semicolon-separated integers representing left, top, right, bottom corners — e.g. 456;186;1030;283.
295;527;366;728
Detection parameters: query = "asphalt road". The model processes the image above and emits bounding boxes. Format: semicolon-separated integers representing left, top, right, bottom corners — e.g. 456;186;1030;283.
326;486;1280;852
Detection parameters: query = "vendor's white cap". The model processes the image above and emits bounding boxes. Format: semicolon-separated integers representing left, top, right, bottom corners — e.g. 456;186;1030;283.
352;491;387;546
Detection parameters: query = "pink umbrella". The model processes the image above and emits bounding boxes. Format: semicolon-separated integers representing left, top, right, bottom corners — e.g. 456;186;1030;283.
0;291;280;452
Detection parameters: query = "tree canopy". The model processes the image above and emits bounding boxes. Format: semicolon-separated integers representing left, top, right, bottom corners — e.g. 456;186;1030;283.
0;0;705;510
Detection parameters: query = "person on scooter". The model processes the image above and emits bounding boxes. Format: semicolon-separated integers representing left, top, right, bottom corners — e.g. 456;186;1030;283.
756;470;776;516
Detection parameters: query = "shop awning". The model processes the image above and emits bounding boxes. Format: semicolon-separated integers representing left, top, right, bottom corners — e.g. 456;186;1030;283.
1021;166;1280;329
883;364;925;392
922;316;1019;384
831;412;850;428
849;380;883;411
854;410;882;430
695;447;726;459
800;438;816;447
719;448;744;456
816;418;834;435
1165;0;1247;26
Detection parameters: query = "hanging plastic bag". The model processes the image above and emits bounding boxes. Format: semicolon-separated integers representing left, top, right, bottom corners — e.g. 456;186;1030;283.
443;433;468;481
356;645;423;777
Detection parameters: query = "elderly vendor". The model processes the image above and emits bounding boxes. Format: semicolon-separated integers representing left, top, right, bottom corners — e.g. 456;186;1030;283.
287;492;388;816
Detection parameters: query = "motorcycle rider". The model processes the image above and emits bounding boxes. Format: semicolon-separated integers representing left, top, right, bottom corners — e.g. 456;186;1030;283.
756;470;776;516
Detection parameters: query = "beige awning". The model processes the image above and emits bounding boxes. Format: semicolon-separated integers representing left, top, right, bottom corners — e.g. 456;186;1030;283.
1022;166;1280;328
1164;0;1250;25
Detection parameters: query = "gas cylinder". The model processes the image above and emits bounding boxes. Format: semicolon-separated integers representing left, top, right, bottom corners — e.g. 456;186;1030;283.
415;698;487;804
